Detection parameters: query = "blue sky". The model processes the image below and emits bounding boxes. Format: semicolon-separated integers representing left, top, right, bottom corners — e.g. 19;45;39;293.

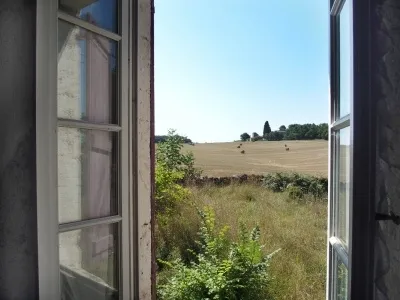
155;0;329;143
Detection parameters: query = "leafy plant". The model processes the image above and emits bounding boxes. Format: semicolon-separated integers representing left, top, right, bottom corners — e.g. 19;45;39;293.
157;207;280;300
155;163;189;217
155;130;203;267
156;129;202;181
287;185;304;200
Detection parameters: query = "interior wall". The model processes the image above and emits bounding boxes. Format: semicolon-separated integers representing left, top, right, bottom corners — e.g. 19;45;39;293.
373;0;400;299
0;1;39;299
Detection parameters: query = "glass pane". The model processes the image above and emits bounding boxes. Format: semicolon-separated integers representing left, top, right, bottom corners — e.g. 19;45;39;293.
339;0;351;118
59;223;119;299
59;0;118;33
336;256;348;300
336;127;350;245
58;127;118;223
58;20;118;124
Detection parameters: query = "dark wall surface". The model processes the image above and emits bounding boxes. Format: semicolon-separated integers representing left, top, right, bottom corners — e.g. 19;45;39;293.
373;0;400;299
0;1;39;299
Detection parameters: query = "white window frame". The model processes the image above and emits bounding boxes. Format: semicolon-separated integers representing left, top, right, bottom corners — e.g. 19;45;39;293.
36;0;153;299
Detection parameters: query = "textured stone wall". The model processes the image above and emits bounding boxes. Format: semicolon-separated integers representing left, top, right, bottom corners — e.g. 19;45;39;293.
373;1;400;299
0;1;39;298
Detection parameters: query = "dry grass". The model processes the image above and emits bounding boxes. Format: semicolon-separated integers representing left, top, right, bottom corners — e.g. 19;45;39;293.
185;184;327;300
183;140;328;177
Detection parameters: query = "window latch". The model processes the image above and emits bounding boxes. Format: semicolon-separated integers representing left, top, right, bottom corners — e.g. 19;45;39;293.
375;211;400;225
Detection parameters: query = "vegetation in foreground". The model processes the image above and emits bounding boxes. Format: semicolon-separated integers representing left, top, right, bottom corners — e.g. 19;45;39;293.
157;185;327;300
158;206;280;300
155;130;327;299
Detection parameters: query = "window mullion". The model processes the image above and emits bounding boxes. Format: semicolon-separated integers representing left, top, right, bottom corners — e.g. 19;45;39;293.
120;0;132;297
58;118;122;131
331;114;350;131
59;215;123;233
58;10;122;42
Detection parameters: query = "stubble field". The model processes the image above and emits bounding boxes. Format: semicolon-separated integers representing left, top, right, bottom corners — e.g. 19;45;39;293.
183;140;328;177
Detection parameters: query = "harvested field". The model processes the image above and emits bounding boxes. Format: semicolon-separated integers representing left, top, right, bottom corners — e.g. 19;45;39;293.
183;140;328;177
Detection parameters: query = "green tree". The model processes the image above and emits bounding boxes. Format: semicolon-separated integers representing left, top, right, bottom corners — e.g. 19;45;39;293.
283;123;328;141
263;121;272;136
279;125;287;131
240;132;250;141
264;131;284;141
252;132;262;141
317;123;329;140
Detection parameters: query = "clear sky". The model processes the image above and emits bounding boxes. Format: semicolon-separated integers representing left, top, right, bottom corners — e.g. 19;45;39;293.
155;0;329;143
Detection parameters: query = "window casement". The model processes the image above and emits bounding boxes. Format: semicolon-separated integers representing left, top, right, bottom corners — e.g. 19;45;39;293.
328;0;375;299
36;0;141;299
328;0;352;297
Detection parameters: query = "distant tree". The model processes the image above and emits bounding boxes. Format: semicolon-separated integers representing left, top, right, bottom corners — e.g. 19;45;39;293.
279;125;287;131
283;123;328;140
264;131;284;141
263;121;272;136
240;132;251;141
252;132;260;138
317;123;329;140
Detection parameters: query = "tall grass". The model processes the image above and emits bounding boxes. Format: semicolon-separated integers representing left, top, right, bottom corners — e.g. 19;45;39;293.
158;184;327;299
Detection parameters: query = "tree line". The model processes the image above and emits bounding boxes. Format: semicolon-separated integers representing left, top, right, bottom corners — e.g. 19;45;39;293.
241;122;328;142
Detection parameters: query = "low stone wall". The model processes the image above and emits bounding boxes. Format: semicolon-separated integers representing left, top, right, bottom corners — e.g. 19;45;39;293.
181;174;265;187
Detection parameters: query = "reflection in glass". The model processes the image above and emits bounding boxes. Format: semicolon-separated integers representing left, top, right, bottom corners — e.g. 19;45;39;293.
337;127;350;246
59;0;118;33
58;20;118;124
58;127;118;223
336;257;348;300
339;0;351;118
60;223;119;299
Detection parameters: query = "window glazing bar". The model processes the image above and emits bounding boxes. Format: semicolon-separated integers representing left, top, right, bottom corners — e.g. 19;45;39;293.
59;215;122;232
58;118;122;132
329;236;349;268
58;11;122;41
331;114;350;131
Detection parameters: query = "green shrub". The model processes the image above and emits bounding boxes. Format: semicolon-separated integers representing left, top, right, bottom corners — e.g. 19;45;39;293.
156;129;202;181
157;207;280;300
263;172;327;200
155;130;201;268
287;185;304;200
155;163;189;217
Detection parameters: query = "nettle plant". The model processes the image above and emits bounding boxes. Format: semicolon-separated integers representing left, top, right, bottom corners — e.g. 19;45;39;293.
157;207;280;300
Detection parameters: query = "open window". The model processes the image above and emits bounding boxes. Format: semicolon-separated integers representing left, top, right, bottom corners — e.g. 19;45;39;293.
36;0;141;298
328;0;352;299
328;0;375;299
57;1;131;299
